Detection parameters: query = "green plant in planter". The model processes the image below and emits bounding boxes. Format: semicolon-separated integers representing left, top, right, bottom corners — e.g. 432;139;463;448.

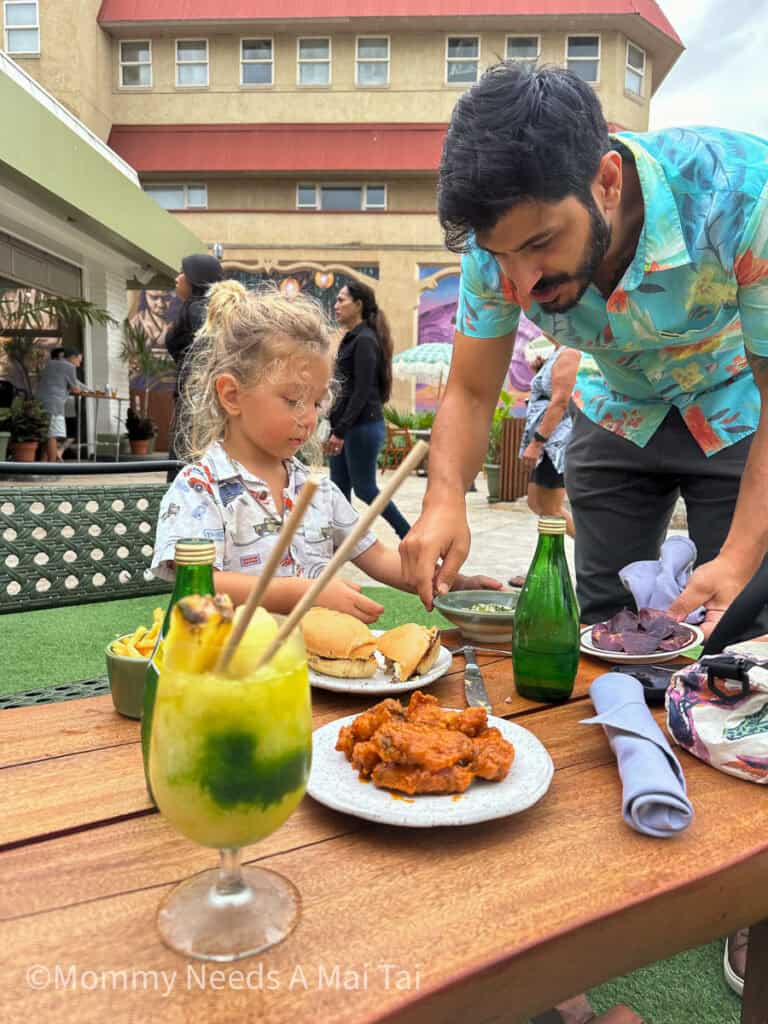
485;389;514;466
125;405;157;441
0;395;50;443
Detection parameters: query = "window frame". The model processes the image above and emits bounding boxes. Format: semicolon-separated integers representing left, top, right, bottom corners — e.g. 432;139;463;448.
505;34;540;70
624;39;646;97
3;0;40;56
445;34;481;87
174;37;209;89
118;38;153;89
240;36;274;87
296;36;332;87
565;33;601;85
143;183;208;210
355;34;390;88
295;183;388;211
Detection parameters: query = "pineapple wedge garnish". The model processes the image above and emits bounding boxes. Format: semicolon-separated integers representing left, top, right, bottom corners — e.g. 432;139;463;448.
164;594;234;674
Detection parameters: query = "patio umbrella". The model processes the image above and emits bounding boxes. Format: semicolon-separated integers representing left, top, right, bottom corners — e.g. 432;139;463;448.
392;342;454;401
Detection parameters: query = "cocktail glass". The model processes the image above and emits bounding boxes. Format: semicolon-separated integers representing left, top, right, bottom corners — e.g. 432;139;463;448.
148;622;311;961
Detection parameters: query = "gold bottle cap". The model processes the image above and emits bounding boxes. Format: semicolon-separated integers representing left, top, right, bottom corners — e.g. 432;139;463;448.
174;539;217;565
538;516;566;535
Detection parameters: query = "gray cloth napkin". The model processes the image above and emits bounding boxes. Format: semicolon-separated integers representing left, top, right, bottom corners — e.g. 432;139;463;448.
619;536;705;625
580;673;693;838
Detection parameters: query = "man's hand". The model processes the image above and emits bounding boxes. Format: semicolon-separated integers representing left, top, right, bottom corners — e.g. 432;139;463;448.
452;573;504;592
316;578;383;624
522;440;543;471
400;498;471;610
668;554;753;638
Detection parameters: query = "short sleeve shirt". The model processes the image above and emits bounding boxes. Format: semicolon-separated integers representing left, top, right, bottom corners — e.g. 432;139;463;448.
151;442;377;582
457;127;768;455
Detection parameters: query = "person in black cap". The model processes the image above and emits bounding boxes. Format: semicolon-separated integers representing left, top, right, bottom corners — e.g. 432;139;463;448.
165;253;223;480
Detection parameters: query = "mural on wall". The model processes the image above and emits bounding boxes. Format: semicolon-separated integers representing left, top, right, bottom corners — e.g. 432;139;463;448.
227;262;379;325
126;288;182;358
415;265;542;413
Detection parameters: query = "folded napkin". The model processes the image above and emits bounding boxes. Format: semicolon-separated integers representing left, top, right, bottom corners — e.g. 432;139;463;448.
580;673;693;838
619;536;705;625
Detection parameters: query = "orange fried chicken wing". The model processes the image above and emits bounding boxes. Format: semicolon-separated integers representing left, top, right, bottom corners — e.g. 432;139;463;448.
372;762;475;795
471;727;515;781
335;698;405;760
373;720;473;771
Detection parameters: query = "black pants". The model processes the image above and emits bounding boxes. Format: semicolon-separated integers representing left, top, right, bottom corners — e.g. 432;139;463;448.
565;407;764;625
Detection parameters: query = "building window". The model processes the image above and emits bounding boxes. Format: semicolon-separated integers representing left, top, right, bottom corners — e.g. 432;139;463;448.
446;36;479;84
175;39;209;87
143;184;208;210
119;40;152;87
566;35;600;84
356;36;389;86
506;35;539;70
625;41;645;96
297;37;331;86
4;1;39;55
241;38;273;86
297;184;387;211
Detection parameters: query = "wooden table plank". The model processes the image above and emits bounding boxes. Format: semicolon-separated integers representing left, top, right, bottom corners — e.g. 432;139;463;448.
3;701;768;1023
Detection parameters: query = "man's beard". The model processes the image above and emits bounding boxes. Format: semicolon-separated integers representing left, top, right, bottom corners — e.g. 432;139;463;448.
535;198;612;314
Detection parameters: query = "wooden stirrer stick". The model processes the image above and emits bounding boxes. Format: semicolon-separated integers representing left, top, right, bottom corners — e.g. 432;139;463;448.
215;476;320;672
252;440;428;671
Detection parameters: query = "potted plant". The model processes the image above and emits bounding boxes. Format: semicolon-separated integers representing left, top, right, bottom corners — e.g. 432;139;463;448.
125;403;157;456
120;320;174;451
0;395;50;461
484;389;514;503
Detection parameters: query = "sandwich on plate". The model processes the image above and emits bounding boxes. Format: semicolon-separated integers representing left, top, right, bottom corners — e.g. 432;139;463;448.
376;624;441;682
302;607;379;678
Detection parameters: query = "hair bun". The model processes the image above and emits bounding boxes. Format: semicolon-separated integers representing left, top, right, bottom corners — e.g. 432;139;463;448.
202;280;247;335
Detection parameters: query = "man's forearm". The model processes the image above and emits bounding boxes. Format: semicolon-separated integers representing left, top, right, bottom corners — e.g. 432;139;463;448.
536;398;568;439
424;389;491;502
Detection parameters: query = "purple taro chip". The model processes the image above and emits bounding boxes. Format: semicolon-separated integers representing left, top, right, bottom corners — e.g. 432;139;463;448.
657;626;694;652
638;607;676;640
591;623;625;651
609;608;640;634
620;632;660;655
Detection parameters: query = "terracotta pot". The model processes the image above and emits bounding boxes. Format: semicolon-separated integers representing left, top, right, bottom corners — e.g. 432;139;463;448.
129;439;150;456
11;440;39;462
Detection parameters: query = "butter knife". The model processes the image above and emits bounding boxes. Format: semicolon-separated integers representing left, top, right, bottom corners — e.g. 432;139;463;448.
463;645;492;713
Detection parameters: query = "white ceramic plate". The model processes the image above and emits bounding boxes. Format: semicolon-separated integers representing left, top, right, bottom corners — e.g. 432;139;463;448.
307;713;554;828
308;630;452;695
579;623;704;665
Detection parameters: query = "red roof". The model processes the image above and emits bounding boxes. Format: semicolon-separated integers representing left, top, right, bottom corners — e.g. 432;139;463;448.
108;123;448;173
98;0;681;45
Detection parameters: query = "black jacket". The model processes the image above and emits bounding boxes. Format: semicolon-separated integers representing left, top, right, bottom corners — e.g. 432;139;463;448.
165;296;208;397
330;322;386;438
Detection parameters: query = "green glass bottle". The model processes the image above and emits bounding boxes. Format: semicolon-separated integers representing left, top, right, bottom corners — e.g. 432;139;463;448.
513;516;580;703
141;539;216;802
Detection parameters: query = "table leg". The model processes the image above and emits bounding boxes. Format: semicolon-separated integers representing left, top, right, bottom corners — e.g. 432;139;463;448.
76;395;81;462
742;919;768;1024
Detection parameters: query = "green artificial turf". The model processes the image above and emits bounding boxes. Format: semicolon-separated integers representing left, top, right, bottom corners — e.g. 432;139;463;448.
2;587;741;1023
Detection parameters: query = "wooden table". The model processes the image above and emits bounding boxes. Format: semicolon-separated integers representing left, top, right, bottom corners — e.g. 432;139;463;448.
2;635;768;1023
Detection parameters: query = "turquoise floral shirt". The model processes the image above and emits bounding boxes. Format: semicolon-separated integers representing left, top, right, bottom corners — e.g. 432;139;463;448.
457;127;768;455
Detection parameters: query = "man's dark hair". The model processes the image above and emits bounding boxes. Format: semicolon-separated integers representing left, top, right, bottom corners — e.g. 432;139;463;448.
438;63;610;253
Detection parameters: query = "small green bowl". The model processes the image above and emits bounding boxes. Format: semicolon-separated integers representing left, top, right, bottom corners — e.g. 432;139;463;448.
433;589;518;643
105;636;149;719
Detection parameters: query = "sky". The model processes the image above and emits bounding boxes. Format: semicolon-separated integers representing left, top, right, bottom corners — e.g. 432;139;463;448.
650;0;768;136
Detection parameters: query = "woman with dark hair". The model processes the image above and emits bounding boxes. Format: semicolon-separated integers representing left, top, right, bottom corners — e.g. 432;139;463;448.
327;281;410;540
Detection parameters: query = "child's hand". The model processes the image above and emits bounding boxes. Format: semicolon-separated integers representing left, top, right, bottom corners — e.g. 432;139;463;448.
451;574;504;592
316;579;384;624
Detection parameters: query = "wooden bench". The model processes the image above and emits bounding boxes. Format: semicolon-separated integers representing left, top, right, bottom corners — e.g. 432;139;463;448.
0;463;177;708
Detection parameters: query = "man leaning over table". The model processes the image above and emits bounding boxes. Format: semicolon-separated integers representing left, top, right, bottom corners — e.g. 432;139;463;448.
399;62;768;998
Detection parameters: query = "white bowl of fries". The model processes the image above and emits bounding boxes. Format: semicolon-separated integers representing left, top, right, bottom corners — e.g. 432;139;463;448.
106;609;163;719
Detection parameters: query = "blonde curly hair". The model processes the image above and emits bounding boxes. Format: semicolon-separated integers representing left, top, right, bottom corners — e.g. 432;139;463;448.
176;280;333;461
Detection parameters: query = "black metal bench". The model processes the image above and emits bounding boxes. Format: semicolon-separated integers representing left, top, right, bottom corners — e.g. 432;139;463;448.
0;461;179;708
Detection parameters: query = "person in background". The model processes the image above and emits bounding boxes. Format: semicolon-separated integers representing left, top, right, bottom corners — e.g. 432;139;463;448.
165;253;223;481
36;347;85;462
327;281;411;540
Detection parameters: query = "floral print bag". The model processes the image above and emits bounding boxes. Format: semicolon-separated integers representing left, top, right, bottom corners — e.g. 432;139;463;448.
666;644;768;784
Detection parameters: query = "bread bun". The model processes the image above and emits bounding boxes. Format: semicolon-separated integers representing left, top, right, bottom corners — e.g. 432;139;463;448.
376;624;441;681
302;607;378;677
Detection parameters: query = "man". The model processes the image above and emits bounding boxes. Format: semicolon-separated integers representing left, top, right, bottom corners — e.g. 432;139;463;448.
36;347;85;462
165;253;222;480
400;61;767;1001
